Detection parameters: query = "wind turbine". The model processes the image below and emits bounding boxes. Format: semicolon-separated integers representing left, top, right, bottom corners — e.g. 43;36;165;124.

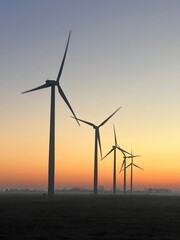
125;150;143;193
102;125;130;194
120;151;141;194
72;107;121;195
120;151;130;194
22;31;79;199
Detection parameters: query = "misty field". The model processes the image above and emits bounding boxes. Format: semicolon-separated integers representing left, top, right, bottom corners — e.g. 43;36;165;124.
0;194;180;239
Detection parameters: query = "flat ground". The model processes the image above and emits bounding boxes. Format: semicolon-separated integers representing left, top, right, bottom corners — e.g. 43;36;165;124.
0;194;180;239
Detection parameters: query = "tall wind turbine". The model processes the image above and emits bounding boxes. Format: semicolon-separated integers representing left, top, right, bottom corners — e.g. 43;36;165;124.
102;125;130;194
72;107;121;195
120;151;141;194
125;150;143;193
22;31;79;199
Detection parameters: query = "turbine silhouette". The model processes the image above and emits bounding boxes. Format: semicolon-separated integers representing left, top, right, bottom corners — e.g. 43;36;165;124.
102;125;130;194
72;107;121;195
124;150;143;193
120;151;141;194
22;31;79;199
120;151;130;194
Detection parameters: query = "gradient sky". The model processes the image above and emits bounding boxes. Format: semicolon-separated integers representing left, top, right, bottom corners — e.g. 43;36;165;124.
1;0;180;191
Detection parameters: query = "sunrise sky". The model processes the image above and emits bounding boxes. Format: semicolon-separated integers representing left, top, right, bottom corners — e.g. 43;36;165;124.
1;0;180;191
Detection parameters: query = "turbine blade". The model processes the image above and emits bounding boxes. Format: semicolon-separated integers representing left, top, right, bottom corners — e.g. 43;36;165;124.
71;116;95;127
122;151;126;158
97;129;102;158
132;155;142;158
21;84;49;94
117;146;131;155
119;159;125;172
113;125;117;146
102;148;114;160
133;164;144;171
56;31;71;83
125;163;131;169
98;107;121;127
57;85;80;126
125;155;141;159
130;150;141;158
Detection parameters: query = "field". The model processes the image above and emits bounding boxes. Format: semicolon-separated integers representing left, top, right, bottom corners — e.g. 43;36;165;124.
0;193;180;239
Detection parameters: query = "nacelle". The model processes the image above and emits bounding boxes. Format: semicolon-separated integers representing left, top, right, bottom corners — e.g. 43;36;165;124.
46;80;57;86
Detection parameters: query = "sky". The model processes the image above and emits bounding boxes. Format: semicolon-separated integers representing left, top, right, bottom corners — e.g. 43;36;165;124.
1;0;180;191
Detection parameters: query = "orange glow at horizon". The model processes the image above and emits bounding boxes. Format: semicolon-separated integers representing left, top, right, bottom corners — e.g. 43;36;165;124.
1;105;180;191
1;111;180;191
1;144;180;191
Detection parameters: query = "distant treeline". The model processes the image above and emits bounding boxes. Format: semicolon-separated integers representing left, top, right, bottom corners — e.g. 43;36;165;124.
0;187;179;195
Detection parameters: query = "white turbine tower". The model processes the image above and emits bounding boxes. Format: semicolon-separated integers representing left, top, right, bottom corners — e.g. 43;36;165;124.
102;125;130;194
72;107;121;195
22;31;79;199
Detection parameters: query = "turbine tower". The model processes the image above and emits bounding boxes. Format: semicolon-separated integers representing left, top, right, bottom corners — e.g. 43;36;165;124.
102;125;130;194
72;107;121;195
120;151;141;194
125;150;143;193
120;151;130;194
22;31;79;199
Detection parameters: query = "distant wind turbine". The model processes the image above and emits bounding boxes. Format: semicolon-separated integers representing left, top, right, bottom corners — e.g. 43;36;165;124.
22;31;79;199
72;107;121;195
120;151;141;194
120;151;130;194
124;150;143;193
102;125;130;194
